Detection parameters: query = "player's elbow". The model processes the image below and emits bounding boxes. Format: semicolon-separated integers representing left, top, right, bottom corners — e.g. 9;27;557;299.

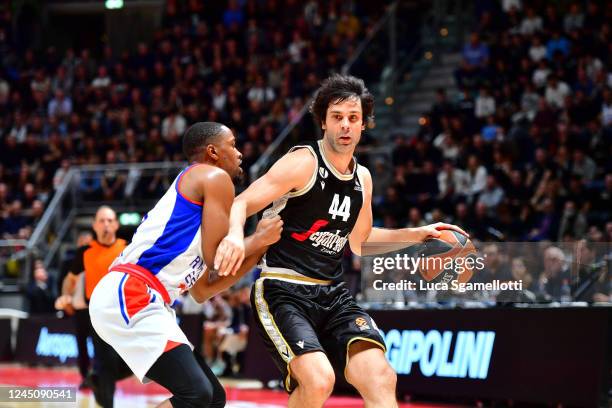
189;287;210;304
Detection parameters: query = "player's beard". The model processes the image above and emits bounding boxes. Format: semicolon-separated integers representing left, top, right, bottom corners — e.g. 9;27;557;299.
326;132;359;154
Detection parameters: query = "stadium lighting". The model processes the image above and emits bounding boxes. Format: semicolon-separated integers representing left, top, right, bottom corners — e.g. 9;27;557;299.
105;0;124;9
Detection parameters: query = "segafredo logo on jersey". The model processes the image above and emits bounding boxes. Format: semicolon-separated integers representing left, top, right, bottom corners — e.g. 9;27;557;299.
310;229;349;254
382;329;495;380
291;219;348;254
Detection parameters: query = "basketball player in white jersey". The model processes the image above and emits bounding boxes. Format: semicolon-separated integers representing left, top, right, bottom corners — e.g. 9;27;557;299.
214;75;467;407
89;122;282;408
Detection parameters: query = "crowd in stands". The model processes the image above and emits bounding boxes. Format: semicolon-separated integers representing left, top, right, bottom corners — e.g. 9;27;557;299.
1;0;387;377
0;0;384;242
0;0;608;271
375;0;611;247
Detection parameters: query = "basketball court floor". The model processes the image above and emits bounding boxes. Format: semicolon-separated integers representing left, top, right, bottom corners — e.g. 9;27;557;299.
0;364;467;407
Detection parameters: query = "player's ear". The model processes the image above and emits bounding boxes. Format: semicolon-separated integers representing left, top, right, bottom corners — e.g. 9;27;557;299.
206;144;219;161
321;120;326;130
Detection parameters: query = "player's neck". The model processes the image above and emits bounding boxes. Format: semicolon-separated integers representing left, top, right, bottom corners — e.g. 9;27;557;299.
321;139;354;175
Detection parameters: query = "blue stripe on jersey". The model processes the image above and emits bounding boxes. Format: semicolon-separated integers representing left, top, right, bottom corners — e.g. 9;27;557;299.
135;193;201;275
118;273;129;325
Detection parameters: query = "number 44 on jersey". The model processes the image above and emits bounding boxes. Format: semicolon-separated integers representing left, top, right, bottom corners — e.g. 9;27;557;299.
328;194;351;222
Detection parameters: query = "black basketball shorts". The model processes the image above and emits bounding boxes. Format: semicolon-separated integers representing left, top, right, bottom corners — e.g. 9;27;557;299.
250;276;386;393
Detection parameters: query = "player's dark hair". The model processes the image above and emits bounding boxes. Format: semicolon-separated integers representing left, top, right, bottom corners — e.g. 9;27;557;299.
182;122;225;161
309;74;374;127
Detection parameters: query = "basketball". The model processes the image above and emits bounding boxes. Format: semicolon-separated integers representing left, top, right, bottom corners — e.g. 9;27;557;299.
418;229;476;284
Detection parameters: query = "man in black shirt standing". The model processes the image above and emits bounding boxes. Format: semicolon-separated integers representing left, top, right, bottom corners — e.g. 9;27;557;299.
215;75;466;407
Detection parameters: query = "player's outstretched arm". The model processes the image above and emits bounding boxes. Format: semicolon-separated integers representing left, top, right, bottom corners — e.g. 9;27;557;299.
190;216;283;303
214;148;315;276
349;167;468;256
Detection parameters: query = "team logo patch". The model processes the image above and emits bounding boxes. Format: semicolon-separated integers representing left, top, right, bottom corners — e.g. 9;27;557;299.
354;178;362;191
355;317;371;331
319;167;329;179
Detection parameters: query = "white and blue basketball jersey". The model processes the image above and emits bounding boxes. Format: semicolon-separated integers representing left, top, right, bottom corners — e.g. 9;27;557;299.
112;164;206;302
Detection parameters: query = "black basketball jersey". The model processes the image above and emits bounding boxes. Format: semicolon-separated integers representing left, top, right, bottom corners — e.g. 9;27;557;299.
261;140;365;281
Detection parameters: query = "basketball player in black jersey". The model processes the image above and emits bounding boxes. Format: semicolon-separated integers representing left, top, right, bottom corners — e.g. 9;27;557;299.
214;75;467;407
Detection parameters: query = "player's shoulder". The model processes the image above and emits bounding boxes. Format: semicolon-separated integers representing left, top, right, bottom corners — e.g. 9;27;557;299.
186;163;232;184
280;145;317;170
356;163;372;181
356;164;373;193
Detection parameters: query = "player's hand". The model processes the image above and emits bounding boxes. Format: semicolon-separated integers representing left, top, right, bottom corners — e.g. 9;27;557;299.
214;234;245;277
413;222;469;241
255;216;283;247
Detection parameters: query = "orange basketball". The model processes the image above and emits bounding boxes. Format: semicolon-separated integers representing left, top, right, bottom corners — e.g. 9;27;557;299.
418;229;476;284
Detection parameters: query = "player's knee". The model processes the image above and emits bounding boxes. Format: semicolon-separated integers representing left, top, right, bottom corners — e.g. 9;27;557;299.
348;361;396;392
186;377;214;408
370;363;397;392
301;366;335;398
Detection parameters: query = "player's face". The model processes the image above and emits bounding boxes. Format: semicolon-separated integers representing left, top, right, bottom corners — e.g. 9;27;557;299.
216;129;243;182
322;96;364;154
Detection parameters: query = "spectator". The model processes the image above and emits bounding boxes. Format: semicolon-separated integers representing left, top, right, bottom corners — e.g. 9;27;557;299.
463;155;487;201
478;175;505;215
520;7;543;35
475;243;511;284
563;3;584;33
51;65;73;94
161;108;187;141
91;66;111;89
536;246;570;300
545;74;571;109
520;82;540;120
546;30;570;60
287;31;307;64
532;59;551;89
433;125;460;160
455;32;489;88
47;89;73;119
557;201;587;240
462;32;489;67
101;151;126;201
437;160;466;205
246;75;275;105
26;261;56;314
8;111;27;143
2;200;28;238
31;68;51;95
223;0;244;28
481;115;502;141
406;207;425;229
570;149;596;182
475;87;496;119
528;35;547;63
